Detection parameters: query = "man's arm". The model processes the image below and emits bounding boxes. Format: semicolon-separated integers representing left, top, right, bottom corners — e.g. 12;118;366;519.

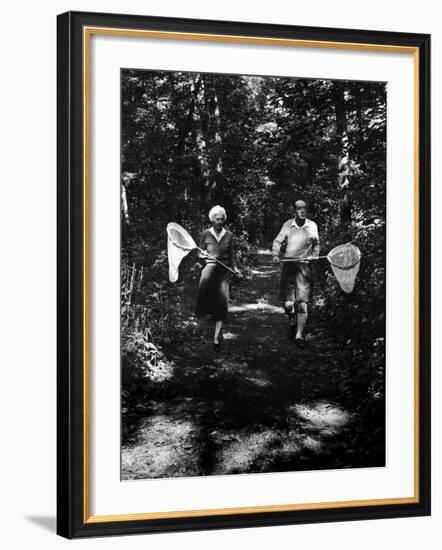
272;222;288;260
311;223;321;258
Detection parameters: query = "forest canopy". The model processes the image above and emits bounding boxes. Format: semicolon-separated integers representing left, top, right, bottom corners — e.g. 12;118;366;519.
121;69;386;264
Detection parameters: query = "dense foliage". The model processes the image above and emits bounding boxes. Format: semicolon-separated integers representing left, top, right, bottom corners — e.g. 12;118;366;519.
121;69;386;471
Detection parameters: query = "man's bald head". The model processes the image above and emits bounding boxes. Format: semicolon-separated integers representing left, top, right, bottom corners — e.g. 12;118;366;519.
294;199;307;220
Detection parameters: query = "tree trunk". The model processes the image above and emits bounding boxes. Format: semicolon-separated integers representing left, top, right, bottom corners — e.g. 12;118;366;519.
202;75;225;201
176;75;202;158
211;79;223;177
192;79;210;186
121;183;130;226
332;82;352;236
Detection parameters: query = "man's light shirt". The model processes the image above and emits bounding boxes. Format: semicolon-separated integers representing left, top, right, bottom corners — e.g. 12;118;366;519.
272;218;320;259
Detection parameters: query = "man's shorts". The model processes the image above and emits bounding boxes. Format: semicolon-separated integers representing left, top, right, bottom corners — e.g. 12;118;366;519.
279;262;313;304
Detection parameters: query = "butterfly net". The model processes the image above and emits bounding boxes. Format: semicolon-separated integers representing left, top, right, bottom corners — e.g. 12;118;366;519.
327;243;361;293
166;222;197;283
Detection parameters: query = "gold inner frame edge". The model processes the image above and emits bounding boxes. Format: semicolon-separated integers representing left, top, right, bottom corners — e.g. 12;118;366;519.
82;26;421;524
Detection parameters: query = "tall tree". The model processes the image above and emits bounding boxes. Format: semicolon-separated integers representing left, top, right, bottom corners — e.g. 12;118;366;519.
332;81;352;235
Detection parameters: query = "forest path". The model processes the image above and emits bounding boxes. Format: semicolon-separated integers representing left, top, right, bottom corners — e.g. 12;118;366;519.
122;251;357;480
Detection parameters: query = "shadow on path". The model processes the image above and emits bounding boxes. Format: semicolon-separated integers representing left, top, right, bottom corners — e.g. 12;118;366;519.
122;251;374;479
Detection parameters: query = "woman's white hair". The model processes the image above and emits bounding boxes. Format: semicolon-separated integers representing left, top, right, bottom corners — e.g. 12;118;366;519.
208;205;227;222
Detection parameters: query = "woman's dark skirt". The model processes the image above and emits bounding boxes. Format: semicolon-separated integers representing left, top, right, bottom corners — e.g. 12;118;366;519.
195;263;231;321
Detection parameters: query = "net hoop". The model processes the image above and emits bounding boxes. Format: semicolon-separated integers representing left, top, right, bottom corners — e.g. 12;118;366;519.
166;222;197;251
327;243;361;293
327;243;361;270
166;223;198;282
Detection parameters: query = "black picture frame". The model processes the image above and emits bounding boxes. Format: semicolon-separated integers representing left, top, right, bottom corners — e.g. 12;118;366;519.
57;10;431;539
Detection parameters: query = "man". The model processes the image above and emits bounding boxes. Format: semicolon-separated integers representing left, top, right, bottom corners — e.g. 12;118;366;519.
272;199;320;348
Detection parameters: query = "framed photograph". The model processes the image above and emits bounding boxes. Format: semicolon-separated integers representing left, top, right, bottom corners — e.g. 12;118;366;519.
57;11;431;538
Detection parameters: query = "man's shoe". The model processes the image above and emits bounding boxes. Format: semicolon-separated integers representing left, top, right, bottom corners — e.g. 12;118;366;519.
295;337;306;349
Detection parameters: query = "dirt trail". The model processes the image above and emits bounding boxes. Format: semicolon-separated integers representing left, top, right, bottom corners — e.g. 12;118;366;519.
122;251;358;480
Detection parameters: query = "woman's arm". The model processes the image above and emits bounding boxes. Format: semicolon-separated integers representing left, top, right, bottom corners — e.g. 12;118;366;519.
198;231;210;260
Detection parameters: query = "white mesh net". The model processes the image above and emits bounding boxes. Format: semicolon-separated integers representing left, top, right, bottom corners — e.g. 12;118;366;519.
327;243;361;293
166;223;197;283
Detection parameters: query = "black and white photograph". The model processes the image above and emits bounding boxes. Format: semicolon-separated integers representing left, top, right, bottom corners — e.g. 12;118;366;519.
120;68;386;480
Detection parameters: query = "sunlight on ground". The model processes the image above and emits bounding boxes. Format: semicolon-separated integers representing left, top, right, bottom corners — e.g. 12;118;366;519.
229;302;284;314
244;374;273;388
212;359;272;388
213;402;350;474
214;359;250;375
122;414;200;479
290;401;351;436
301;435;322;452
222;331;238;340
122;401;352;479
249;267;279;277
213;429;286;474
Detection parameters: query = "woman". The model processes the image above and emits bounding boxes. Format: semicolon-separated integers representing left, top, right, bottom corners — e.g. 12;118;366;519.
195;205;242;351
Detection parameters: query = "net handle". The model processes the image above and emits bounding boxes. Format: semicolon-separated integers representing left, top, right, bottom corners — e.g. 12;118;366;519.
167;225;236;275
280;255;327;262
280;242;361;268
280;255;361;271
196;246;236;275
